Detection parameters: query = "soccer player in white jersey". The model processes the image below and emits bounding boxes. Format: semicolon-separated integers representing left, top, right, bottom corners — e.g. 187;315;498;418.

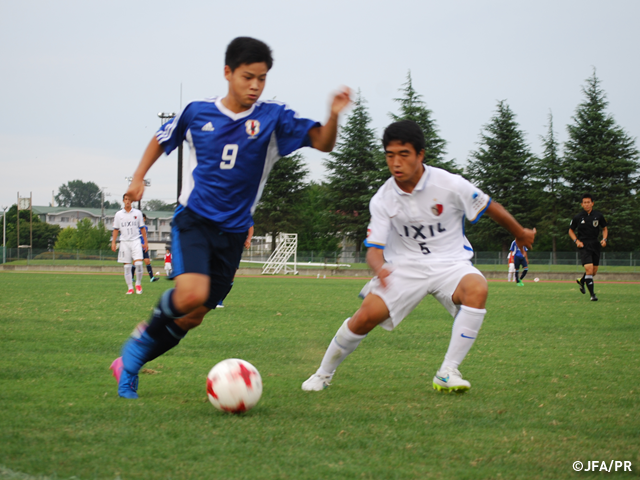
110;37;351;399
111;194;148;295
302;120;536;393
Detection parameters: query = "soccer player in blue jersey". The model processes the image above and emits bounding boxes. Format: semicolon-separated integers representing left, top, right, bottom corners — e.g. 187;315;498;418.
509;238;529;286
110;37;352;399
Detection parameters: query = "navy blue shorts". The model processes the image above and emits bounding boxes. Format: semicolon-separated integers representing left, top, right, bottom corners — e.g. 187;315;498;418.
142;248;150;260
514;256;528;270
170;207;247;309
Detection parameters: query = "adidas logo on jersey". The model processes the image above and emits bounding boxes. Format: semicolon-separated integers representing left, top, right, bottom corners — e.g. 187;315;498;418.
202;122;215;132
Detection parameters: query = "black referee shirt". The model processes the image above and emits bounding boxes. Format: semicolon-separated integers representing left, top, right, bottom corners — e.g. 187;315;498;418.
569;210;608;242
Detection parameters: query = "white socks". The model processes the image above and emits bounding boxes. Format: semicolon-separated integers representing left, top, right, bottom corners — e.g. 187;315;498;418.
317;318;367;376
440;305;486;371
134;261;143;286
124;264;133;288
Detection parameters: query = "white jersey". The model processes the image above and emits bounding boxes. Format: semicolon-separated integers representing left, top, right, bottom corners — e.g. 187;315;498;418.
113;208;145;242
364;165;491;266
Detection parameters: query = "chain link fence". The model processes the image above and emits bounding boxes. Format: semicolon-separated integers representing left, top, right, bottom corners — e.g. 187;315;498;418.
1;247;639;271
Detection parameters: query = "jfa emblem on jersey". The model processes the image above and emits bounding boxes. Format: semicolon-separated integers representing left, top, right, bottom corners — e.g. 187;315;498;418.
246;120;260;136
593;220;599;227
431;204;443;216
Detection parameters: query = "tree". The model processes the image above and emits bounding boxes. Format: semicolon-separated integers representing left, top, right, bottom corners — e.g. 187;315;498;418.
296;182;341;253
143;199;174;211
54;218;111;250
253;153;309;253
55;180;103;208
466;100;538;252
324;92;385;253
390;71;461;174
531;112;573;257
563;71;640;250
4;205;61;249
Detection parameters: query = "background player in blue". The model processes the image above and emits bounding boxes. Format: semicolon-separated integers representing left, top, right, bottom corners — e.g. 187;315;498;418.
110;37;352;399
131;213;159;283
509;238;529;286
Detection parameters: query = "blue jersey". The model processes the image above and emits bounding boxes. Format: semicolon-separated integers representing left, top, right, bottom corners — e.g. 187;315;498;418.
509;240;527;258
156;96;319;232
138;225;148;246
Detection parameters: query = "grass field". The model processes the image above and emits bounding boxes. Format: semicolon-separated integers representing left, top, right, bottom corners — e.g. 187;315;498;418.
0;272;638;479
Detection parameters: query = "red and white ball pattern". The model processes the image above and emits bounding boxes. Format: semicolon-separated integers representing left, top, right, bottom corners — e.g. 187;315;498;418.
206;359;262;413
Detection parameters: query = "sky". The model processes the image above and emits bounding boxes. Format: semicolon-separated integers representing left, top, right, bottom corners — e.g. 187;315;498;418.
1;0;639;210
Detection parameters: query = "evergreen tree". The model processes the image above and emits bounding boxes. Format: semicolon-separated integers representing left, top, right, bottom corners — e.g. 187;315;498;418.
253;153;309;253
390;71;461;174
466;100;538;251
296;182;341;253
532;112;573;258
563;71;640;250
324;92;384;252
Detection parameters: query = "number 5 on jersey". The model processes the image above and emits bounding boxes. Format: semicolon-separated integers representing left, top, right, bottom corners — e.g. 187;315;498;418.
221;144;238;170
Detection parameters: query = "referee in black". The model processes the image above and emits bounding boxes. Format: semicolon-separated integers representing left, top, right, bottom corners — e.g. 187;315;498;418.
568;193;608;301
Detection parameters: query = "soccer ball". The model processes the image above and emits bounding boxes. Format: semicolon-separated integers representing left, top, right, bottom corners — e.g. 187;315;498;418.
206;358;262;413
534;277;540;282
155;272;160;276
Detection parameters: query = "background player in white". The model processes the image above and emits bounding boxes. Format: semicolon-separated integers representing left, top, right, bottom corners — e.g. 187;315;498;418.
110;37;351;399
302;120;536;393
111;193;147;294
507;250;516;282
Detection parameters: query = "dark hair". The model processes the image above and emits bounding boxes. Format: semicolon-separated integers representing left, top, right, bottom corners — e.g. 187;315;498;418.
582;193;593;201
225;37;273;72
122;193;128;200
382;120;425;155
143;213;147;219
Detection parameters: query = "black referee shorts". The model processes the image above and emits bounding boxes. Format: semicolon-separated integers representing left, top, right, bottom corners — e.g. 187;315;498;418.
579;241;601;266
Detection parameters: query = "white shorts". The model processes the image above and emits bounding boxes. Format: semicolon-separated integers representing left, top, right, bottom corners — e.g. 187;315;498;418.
164;263;172;272
359;261;485;331
508;264;515;273
118;240;143;264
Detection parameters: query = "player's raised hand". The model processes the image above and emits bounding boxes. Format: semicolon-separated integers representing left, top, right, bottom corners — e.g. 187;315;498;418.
516;227;536;250
330;87;352;116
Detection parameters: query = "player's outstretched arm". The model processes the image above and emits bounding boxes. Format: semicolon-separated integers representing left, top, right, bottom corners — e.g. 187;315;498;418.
486;201;536;250
127;137;165;201
307;87;352;152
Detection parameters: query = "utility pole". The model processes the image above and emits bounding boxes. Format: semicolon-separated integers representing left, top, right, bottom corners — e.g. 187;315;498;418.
100;188;111;224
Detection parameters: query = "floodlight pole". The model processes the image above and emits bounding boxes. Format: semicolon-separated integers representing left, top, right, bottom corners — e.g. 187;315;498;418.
158;112;181;203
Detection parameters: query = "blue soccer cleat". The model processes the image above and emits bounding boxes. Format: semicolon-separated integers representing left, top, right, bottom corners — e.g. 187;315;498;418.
111;356;139;399
118;368;139;399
